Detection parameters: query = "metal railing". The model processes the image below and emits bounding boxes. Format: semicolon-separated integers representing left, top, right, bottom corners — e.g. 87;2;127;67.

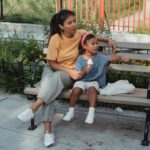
58;0;150;32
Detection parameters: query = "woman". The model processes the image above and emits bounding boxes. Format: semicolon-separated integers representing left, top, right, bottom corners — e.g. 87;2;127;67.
17;9;116;147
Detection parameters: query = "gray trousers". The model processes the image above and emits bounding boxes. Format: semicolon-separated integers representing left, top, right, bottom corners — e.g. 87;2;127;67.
37;64;73;122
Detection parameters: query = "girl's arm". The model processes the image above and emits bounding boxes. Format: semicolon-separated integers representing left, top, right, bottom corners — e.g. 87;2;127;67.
48;60;81;80
96;35;117;52
109;54;129;63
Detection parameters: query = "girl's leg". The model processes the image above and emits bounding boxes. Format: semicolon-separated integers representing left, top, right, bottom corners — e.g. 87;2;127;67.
70;87;83;107
63;87;82;121
85;86;97;124
88;86;97;107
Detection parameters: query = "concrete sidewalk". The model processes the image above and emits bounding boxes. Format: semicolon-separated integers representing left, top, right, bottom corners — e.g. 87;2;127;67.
0;92;149;150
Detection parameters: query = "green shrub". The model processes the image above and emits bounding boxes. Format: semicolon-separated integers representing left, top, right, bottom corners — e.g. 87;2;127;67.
0;35;44;93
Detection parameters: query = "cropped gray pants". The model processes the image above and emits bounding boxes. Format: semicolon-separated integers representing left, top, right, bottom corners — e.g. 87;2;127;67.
37;64;73;122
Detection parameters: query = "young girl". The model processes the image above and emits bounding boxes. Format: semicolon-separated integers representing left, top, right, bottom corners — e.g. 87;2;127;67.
63;33;129;124
17;9;117;147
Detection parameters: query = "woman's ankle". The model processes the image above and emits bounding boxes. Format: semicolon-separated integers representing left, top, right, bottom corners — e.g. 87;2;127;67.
31;99;44;112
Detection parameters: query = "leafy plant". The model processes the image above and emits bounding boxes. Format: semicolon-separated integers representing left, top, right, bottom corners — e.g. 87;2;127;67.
0;34;44;93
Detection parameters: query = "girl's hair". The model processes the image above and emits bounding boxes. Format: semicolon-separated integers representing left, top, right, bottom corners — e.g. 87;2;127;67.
79;33;95;54
49;9;75;39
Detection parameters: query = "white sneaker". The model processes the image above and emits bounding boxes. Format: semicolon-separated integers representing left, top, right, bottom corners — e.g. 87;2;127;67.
17;108;34;122
63;112;74;121
85;114;95;124
44;133;55;147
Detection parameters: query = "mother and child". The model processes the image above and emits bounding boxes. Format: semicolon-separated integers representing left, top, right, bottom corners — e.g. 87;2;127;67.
17;9;129;147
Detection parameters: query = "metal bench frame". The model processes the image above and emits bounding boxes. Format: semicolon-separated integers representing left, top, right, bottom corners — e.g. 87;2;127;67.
24;42;150;146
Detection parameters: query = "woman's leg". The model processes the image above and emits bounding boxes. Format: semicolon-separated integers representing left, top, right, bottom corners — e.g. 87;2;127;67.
40;71;73;147
17;64;54;122
63;87;82;121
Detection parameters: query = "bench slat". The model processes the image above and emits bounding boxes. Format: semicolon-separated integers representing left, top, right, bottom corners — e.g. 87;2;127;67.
60;91;150;107
116;53;150;61
110;64;150;73
24;87;149;106
100;42;150;50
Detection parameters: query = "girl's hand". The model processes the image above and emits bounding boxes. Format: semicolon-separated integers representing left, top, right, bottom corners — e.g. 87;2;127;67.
79;65;92;78
67;69;82;80
121;56;129;63
84;65;92;73
107;39;117;52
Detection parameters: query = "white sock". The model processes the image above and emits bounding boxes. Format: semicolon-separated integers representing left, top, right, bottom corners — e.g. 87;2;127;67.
85;107;95;124
17;108;34;122
63;107;74;121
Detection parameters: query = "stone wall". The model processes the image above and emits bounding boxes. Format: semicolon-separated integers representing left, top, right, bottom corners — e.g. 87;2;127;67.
0;22;45;41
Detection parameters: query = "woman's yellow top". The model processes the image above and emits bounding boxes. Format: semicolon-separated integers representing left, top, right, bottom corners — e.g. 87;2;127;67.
47;30;86;69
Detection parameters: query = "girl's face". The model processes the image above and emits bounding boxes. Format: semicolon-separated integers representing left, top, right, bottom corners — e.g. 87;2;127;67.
59;15;77;37
84;37;98;54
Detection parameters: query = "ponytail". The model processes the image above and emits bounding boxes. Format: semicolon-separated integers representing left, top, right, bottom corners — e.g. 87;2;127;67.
49;13;61;38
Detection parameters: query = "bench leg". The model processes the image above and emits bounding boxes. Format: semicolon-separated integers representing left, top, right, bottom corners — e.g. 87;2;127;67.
141;108;150;146
28;118;37;130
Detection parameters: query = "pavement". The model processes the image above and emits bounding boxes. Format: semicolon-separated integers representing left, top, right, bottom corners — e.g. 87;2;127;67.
0;91;150;150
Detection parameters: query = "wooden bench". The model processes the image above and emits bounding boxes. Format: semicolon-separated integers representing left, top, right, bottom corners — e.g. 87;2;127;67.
24;42;150;146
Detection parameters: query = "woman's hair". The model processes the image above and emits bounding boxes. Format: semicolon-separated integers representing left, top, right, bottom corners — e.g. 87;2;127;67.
79;33;95;54
49;9;75;39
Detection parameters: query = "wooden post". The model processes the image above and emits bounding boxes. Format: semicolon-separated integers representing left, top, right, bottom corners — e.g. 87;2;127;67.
56;0;63;12
68;0;72;10
0;0;3;20
99;0;104;30
85;0;88;22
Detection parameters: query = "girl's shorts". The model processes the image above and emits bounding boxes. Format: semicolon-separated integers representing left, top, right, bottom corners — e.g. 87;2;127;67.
73;81;99;92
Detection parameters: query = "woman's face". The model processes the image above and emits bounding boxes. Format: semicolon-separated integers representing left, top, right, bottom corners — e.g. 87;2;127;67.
59;15;77;37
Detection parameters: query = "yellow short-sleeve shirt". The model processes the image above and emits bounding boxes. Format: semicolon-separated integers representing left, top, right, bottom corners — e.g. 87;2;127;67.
47;29;86;69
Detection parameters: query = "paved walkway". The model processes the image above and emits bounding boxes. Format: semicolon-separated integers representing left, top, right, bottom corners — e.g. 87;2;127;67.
0;92;150;150
112;1;150;32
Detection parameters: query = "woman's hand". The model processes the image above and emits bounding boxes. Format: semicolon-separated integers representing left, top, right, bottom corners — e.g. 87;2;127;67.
67;69;82;80
107;39;117;52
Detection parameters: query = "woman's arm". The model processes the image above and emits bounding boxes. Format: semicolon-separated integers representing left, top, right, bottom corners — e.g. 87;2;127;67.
48;60;82;80
96;35;117;52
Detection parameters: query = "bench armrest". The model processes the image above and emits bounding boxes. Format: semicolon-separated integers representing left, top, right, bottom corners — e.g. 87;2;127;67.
29;59;46;87
147;72;150;99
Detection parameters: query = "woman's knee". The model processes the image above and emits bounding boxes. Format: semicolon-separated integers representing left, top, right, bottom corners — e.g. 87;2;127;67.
54;71;72;87
53;71;68;79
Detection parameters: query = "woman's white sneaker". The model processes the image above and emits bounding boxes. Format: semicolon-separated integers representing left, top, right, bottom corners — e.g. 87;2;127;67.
17;108;34;122
44;133;55;147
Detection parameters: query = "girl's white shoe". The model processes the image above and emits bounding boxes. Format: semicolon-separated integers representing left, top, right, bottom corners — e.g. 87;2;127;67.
63;107;74;121
63;111;74;121
85;113;95;124
85;107;95;124
17;108;34;122
44;133;55;147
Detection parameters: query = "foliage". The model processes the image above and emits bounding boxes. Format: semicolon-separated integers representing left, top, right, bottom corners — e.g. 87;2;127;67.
3;0;55;25
78;20;112;39
0;34;44;93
